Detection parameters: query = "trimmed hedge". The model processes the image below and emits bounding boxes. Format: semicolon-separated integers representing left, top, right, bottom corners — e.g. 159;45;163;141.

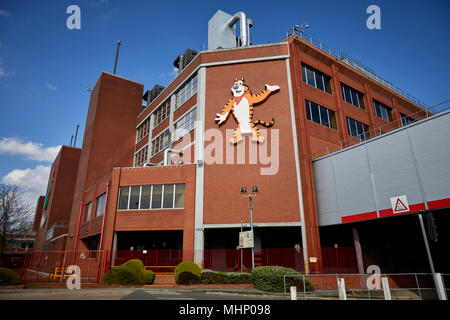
250;266;314;293
0;267;21;286
174;261;201;285
201;270;251;284
103;259;154;285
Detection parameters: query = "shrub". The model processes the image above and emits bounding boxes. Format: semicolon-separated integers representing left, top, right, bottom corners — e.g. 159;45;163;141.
201;270;251;284
0;267;21;286
250;266;314;293
103;259;154;285
174;261;201;285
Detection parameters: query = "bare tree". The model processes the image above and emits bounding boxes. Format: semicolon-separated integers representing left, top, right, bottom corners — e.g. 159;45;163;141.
0;182;32;255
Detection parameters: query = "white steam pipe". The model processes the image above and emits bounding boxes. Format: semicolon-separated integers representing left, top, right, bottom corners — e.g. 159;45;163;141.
164;148;184;166
226;11;250;46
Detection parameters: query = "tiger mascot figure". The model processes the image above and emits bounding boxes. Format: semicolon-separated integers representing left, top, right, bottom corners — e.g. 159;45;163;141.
215;77;280;144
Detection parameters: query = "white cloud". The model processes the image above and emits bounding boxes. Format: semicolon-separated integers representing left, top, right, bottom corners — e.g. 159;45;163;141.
45;83;57;91
0;57;14;78
2;165;51;207
0;9;11;20
0;137;61;162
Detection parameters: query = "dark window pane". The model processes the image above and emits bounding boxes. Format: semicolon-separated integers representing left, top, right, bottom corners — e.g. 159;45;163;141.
174;184;185;208
351;91;359;108
96;193;106;217
118;187;129;210
320;105;329;127
85;202;92;221
140;186;151;209
306;67;316;86
151;185;162;209
129;186;140;210
163;184;174;209
305;100;311;120
315;73;324;91
344;86;352;104
310;102;320;124
301;65;307;83
348;118;357;137
329;110;337;129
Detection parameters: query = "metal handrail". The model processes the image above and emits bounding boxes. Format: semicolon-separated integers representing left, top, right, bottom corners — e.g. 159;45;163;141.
288;29;433;111
311;103;450;159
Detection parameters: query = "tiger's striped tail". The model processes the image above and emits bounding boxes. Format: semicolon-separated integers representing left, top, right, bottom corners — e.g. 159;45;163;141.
253;118;275;127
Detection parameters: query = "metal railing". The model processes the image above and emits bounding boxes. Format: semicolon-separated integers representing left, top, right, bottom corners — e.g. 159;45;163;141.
312;103;450;159
288;29;432;112
283;273;447;300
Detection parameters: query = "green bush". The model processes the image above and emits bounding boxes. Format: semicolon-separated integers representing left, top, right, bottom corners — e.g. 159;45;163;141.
174;261;201;285
250;266;314;293
201;270;251;284
103;259;154;285
0;267;21;286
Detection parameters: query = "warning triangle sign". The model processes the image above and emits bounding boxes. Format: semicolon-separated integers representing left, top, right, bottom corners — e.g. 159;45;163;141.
394;198;408;212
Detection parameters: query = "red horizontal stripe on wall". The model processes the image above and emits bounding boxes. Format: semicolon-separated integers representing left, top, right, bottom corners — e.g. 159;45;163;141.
428;198;450;210
341;211;377;223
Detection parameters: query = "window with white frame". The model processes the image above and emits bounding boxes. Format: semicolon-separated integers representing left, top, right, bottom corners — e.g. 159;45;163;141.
151;129;170;156
176;75;198;109
301;63;332;94
347;117;369;140
153;100;171;128
117;184;185;210
137;117;150;142
45;225;54;241
174;107;197;140
341;83;365;109
373;100;393;122
305;99;337;129
95;193;106;217
134;145;148;167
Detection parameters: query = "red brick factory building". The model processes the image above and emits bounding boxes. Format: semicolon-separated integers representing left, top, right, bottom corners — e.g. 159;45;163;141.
31;10;450;280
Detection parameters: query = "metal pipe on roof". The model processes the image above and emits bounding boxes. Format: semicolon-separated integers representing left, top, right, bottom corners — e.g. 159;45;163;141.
226;11;250;46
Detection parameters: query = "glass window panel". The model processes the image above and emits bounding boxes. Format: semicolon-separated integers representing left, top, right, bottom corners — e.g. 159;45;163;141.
310;101;320;123
329;110;337;129
95;193;106;217
305;100;311;120
301;64;307;83
140;186;151;209
85;202;92;221
315;73;324;91
151;185;162;209
118;187;129;210
174;184;185;208
348;118;357;137
306;67;316;86
163;184;174;209
344;86;352;104
129;186;140;210
320;105;329;127
351;91;359;108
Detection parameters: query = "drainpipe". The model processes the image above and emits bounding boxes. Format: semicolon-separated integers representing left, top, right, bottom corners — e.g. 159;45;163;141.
226;11;250;46
164;148;184;166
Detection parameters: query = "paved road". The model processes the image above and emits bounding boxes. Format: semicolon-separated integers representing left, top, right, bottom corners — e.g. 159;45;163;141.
0;288;288;300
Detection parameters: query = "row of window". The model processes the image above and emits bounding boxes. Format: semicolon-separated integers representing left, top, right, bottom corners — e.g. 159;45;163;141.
151;129;171;156
301;63;411;124
176;75;198;109
84;193;106;222
134;145;148;167
118;184;185;210
174;107;197;141
153;100;171;128
137;117;151;142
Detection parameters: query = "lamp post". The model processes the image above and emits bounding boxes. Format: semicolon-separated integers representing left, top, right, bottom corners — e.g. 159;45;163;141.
241;186;258;270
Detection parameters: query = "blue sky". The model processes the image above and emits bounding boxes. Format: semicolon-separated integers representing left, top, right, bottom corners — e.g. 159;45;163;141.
0;0;449;207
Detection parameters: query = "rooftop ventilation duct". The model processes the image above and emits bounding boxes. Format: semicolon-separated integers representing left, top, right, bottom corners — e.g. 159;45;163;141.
143;84;165;104
208;10;254;50
173;48;198;74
